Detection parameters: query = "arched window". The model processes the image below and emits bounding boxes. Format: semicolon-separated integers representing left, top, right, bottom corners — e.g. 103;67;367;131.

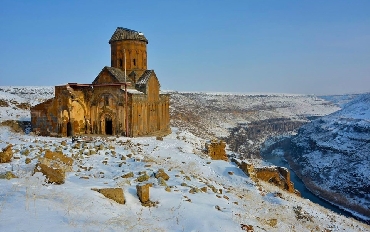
104;95;109;106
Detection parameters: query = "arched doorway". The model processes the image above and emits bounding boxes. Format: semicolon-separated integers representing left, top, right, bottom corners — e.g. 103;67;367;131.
105;116;113;135
67;122;72;136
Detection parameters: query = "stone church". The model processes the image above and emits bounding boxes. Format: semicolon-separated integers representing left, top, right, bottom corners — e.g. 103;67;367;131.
31;27;170;137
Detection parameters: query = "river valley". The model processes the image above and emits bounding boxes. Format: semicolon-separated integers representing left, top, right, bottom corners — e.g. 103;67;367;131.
260;138;368;224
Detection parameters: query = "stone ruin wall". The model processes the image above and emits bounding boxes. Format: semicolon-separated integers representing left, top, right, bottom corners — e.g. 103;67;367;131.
31;84;170;137
206;140;227;161
237;160;299;195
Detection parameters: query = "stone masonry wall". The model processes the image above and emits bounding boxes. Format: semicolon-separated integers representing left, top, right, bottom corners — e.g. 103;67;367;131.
206;140;227;161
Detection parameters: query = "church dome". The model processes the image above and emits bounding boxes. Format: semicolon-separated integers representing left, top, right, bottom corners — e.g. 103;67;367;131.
109;27;148;44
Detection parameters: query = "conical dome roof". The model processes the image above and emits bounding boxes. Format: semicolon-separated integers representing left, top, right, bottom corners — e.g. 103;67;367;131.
109;27;148;44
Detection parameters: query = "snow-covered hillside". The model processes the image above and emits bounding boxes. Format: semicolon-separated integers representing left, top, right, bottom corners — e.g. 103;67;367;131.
170;92;339;138
289;93;370;222
170;91;340;158
1;127;369;231
0;86;54;122
1;86;369;230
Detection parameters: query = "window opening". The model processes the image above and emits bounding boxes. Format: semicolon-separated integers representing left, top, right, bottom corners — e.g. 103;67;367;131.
104;95;109;106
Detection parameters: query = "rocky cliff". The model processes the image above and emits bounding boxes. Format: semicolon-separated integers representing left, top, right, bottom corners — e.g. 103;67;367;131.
287;93;370;221
225;118;305;158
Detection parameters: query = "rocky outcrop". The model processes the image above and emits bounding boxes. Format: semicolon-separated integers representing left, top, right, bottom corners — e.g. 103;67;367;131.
0;120;31;134
286;93;370;219
1;120;23;133
226;118;305;158
0;144;13;163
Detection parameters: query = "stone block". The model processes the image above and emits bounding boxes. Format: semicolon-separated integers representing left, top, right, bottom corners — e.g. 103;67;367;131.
0;171;17;180
121;172;134;178
136;173;149;182
157;177;167;186
136;183;150;203
44;150;73;166
25;158;31;164
93;188;125;204
0;144;13;163
34;163;65;184
155;168;170;181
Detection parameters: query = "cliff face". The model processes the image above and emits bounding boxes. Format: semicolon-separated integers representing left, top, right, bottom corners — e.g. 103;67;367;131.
226;118;305;158
288;93;370;219
170;92;338;158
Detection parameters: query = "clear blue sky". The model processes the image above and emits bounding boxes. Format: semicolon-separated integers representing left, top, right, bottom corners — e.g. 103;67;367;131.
0;0;369;95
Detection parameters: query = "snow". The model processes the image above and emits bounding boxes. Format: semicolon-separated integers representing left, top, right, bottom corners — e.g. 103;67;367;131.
0;127;369;231
290;93;370;222
170;91;340;140
0;86;54;123
336;93;370;120
0;86;54;106
0;86;369;231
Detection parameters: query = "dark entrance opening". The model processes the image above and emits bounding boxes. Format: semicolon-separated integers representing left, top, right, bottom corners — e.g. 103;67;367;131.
67;122;72;137
105;118;112;135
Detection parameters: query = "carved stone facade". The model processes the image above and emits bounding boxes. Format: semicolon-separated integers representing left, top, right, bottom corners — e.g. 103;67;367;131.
31;27;170;137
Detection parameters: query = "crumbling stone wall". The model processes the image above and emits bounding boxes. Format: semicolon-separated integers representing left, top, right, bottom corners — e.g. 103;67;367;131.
206;140;227;161
31;83;170;138
237;160;298;194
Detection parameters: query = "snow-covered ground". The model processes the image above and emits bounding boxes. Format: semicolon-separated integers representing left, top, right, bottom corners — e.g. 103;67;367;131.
1;127;369;231
0;86;54;122
0;86;369;230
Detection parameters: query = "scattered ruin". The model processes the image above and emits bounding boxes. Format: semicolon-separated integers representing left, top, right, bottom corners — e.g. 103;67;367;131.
136;183;157;207
235;160;299;195
31;27;170;137
0;145;13;163
205;139;227;161
34;150;74;184
92;188;125;204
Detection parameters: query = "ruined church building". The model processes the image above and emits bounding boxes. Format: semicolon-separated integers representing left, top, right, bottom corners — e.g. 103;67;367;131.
31;27;171;137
